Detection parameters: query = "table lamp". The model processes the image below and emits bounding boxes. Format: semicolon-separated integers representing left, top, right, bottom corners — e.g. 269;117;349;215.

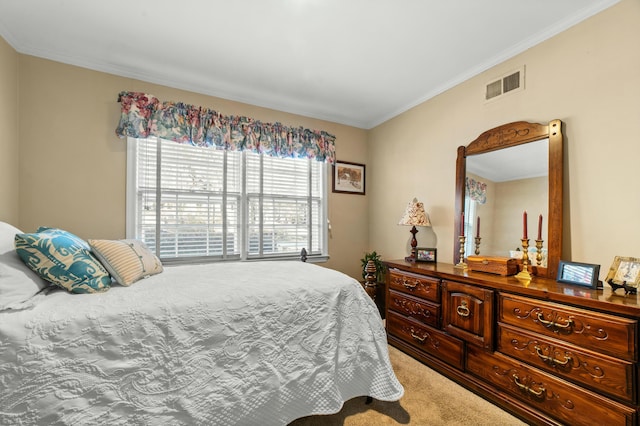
398;197;431;261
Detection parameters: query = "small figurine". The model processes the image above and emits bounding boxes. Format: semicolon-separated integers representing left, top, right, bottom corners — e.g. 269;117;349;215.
607;279;637;295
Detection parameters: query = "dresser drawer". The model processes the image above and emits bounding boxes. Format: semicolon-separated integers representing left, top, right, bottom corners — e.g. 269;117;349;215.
388;289;440;328
498;323;634;403
387;310;464;370
388;269;440;302
467;346;636;426
499;294;637;361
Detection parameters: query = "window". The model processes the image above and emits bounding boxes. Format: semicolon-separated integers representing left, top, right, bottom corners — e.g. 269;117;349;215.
464;195;477;256
126;137;328;263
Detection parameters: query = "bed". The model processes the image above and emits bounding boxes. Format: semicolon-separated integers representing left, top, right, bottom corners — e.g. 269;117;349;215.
0;222;403;425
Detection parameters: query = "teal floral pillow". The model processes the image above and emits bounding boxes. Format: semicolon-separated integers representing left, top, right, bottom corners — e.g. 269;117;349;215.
15;227;111;293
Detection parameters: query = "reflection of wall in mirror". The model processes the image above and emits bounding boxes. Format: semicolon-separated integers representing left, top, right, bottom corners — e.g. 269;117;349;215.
493;176;547;257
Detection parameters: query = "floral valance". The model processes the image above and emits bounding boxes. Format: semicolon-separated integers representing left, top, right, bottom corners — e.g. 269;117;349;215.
466;177;487;205
115;91;336;163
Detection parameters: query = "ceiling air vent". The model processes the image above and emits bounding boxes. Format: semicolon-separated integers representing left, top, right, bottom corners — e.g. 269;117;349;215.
485;66;525;102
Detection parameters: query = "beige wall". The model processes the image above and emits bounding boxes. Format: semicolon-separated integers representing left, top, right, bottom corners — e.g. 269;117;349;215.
5;0;640;282
368;0;640;282
0;36;19;224
14;56;368;279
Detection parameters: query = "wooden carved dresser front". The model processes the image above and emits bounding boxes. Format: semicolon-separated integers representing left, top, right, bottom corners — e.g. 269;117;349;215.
385;259;640;426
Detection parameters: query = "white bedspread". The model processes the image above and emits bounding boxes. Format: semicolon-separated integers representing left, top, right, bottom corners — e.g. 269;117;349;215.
0;261;403;425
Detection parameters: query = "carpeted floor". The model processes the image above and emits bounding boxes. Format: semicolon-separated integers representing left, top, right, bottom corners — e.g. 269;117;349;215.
289;345;527;425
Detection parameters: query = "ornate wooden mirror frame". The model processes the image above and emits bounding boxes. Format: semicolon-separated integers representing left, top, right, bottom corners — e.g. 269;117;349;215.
454;120;563;278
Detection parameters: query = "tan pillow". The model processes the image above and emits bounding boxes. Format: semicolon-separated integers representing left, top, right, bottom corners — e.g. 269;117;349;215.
88;239;163;286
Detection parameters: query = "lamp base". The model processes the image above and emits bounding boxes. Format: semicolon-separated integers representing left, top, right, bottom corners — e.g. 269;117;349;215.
404;226;419;263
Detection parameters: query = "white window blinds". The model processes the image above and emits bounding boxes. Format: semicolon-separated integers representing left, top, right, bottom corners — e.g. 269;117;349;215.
127;137;327;262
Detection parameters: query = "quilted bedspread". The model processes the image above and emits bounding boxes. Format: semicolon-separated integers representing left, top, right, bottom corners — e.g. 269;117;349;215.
0;261;403;425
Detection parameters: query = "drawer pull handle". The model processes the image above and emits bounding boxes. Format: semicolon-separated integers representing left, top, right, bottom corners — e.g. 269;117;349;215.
456;300;470;317
513;374;546;398
536;312;573;330
534;346;571;366
402;279;417;289
410;328;427;343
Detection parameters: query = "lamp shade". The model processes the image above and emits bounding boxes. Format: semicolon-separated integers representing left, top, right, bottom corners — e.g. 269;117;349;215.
398;198;431;227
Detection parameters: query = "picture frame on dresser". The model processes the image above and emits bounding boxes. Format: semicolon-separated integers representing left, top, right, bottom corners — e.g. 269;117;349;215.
556;260;601;288
332;160;365;195
605;256;640;294
415;247;437;263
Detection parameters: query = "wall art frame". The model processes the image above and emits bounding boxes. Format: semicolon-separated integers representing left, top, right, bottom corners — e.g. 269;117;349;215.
332;161;366;195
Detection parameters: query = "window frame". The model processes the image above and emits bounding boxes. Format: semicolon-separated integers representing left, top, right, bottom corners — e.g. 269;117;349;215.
126;137;329;264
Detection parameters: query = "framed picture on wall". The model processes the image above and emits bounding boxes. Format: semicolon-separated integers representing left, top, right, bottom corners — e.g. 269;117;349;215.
332;161;366;195
415;247;437;263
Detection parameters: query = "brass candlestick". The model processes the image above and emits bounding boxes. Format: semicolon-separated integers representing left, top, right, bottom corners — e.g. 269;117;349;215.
474;237;481;255
535;239;544;266
515;238;532;281
455;235;468;269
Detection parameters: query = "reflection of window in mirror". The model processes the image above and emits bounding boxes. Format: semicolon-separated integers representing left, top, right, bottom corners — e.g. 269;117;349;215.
465;175;486;256
464;195;476;256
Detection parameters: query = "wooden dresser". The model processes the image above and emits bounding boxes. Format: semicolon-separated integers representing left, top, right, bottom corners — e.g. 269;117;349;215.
385;259;640;426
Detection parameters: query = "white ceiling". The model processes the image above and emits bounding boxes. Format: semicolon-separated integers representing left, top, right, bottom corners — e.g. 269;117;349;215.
0;0;619;129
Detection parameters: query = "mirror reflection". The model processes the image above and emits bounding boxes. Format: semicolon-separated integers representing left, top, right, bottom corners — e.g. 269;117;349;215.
454;119;563;279
464;139;548;265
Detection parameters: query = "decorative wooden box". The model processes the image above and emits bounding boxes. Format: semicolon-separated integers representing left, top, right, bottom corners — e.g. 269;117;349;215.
466;255;517;276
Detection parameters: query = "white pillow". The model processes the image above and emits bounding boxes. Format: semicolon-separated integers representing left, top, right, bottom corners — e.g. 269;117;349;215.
0;222;48;310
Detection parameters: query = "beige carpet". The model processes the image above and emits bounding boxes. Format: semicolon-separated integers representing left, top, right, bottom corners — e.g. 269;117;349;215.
290;345;527;425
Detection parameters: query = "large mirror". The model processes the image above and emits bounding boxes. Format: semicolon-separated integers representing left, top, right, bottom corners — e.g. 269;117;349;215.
454;120;563;279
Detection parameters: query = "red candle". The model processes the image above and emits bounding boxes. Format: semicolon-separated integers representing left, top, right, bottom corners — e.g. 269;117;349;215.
476;216;480;238
537;214;543;240
460;212;465;236
523;211;528;239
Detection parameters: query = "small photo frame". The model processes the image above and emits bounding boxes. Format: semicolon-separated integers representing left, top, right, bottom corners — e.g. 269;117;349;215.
416;247;437;263
332;161;365;195
556;260;601;289
605;256;640;288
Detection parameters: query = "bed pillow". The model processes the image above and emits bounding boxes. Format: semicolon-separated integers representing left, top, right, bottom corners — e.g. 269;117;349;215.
15;227;111;294
0;222;49;310
88;239;163;286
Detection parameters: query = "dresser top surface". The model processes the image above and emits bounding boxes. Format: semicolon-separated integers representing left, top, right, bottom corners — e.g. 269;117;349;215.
385;259;640;318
